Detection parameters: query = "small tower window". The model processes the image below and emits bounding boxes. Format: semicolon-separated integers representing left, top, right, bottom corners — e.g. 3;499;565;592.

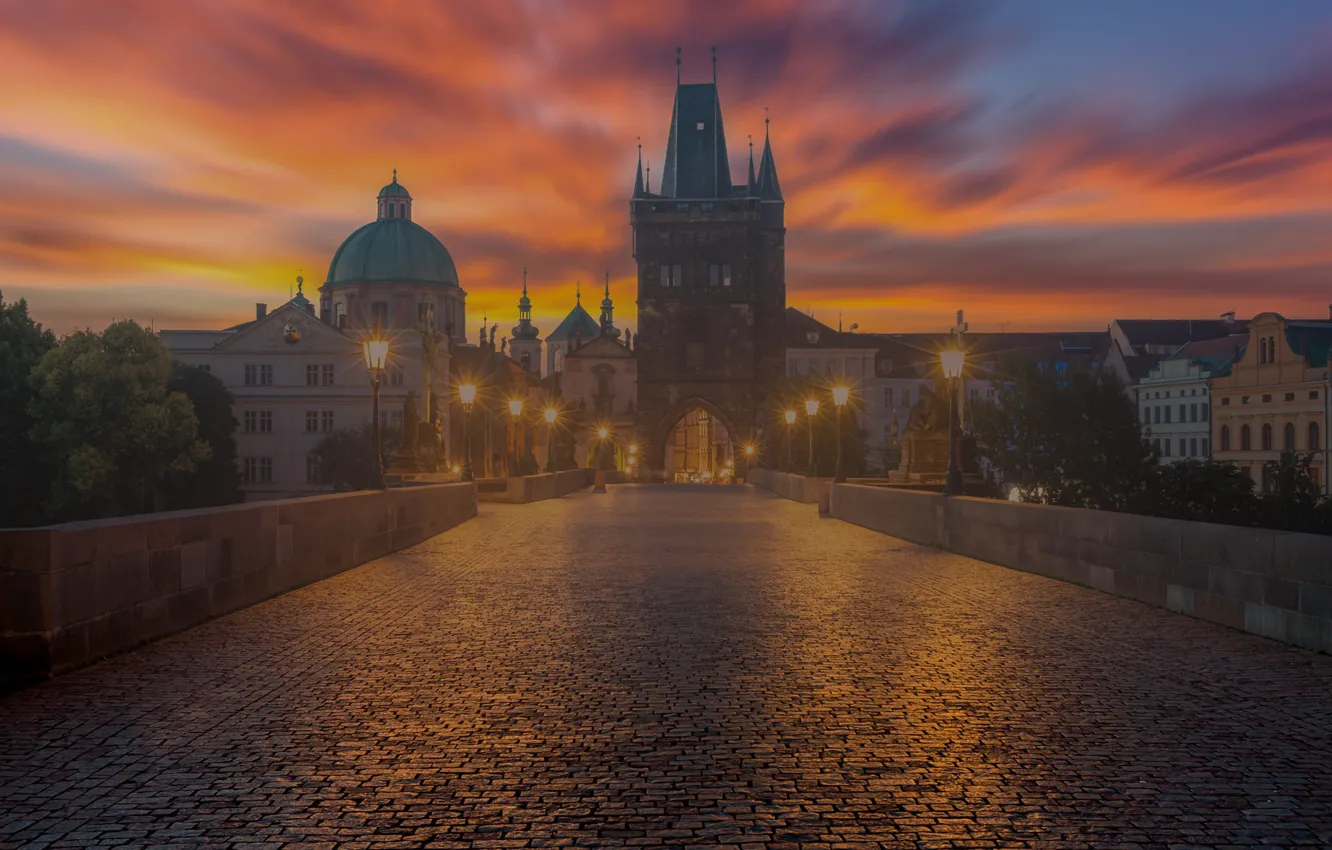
696;122;705;130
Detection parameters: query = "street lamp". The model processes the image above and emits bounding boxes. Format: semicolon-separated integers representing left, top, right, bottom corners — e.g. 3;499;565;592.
804;399;819;477
594;424;611;470
940;346;965;496
363;336;390;489
458;383;477;481
831;385;850;483
742;442;757;483
543;406;558;473
507;399;524;477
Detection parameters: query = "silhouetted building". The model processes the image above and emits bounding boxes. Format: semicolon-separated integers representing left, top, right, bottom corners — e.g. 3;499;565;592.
630;55;786;480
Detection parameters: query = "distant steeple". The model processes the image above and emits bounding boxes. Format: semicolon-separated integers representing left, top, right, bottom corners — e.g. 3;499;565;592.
757;109;783;201
600;270;620;339
512;265;539;341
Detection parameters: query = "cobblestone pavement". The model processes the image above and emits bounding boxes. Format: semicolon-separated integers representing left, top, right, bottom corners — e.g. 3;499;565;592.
3;485;1332;849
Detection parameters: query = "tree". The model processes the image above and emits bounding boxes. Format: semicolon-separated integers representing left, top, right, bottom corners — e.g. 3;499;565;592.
27;320;208;521
1138;459;1258;526
973;358;1155;509
1259;452;1327;532
312;424;401;491
0;291;56;527
161;363;242;510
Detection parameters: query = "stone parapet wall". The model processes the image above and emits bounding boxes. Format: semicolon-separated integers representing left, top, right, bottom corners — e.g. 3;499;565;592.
747;469;832;510
478;469;595;504
0;483;477;680
830;484;1332;653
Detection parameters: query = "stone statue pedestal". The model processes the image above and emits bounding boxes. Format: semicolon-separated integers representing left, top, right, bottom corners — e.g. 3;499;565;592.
889;434;979;486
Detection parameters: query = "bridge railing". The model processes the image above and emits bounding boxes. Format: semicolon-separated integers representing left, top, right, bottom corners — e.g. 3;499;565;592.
478;469;596;504
0;482;477;681
830;482;1332;654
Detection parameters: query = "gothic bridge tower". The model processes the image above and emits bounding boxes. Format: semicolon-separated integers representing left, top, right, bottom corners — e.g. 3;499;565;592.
630;49;786;481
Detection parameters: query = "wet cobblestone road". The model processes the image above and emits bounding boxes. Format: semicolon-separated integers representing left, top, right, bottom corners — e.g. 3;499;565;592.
3;485;1331;848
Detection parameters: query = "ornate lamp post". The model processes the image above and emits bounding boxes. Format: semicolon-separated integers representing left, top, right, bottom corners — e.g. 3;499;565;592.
362;335;390;489
543;406;558;472
626;442;638;478
507;398;524;477
458;383;477;481
831;386;850;483
595;424;610;469
742;442;757;482
940;346;965;496
804;399;819;477
783;409;796;472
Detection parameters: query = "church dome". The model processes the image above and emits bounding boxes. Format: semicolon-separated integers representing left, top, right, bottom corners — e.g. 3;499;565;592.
326;172;459;287
326;220;460;286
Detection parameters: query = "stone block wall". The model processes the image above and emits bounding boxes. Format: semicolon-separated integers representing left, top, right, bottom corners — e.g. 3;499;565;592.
0;483;477;680
829;484;1332;653
747;469;832;509
477;469;594;504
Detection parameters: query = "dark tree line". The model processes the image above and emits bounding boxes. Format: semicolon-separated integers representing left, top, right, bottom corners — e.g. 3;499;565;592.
973;356;1332;534
1;292;240;527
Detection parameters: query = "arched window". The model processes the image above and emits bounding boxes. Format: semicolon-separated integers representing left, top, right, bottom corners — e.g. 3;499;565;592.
1220;425;1231;451
1284;422;1296;452
1259;338;1268;364
1261;423;1273;451
1270;336;1278;360
1310;422;1321;451
1241;425;1251;450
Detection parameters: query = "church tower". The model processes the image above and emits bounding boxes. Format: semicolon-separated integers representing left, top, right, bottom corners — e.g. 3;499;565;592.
630;49;786;480
509;267;542;374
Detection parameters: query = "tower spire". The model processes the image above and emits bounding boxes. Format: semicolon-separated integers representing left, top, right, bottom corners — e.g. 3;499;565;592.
757;107;783;201
522;264;527;296
646;158;651;194
711;45;717;83
576;281;581;305
600;270;619;339
676;46;681;84
747;134;757;196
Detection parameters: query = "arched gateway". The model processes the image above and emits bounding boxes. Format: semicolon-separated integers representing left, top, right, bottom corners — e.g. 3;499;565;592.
657;403;735;482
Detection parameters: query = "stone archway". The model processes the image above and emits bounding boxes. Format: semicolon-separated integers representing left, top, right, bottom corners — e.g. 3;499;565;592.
653;398;737;483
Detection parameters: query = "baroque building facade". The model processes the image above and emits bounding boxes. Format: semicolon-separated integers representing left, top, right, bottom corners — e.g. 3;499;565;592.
630;63;787;481
163;175;465;499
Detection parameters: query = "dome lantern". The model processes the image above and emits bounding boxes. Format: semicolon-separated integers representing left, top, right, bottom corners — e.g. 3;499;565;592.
377;168;412;221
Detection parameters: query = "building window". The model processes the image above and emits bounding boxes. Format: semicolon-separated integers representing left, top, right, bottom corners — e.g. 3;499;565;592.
1189;438;1197;457
334;302;346;328
1284;422;1296;452
1163;439;1171;457
243;411;256;432
1241;425;1251;450
305;410;318;433
244;364;273;386
306;365;319;386
370;302;389;327
200;364;210;373
1163;406;1171;424
1180;403;1187;422
1201;403;1209;421
1153;406;1161;425
259;410;272;433
1286;392;1296;402
242;457;273;484
1311;422;1322;451
1311;391;1320;401
1241;396;1250;405
709;265;720;286
1202;437;1209;456
1262;394;1272;403
1189;403;1197;423
306;454;321;484
1221;397;1230;406
1260;338;1268;364
321;410;334;433
722;264;731;286
1261;423;1273;450
659;265;670;288
1179;438;1186;457
1220;426;1231;451
322;364;335;386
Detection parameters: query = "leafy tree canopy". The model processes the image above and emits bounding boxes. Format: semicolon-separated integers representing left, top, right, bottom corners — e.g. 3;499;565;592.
0;292;56;527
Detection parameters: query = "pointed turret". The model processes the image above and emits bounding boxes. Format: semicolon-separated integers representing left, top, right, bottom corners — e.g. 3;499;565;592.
757;115;783;201
746;135;757;196
633;140;646;198
512;266;539;341
659;49;732;199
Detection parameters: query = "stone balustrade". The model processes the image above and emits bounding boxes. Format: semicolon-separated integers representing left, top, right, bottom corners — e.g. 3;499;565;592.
747;468;833;511
477;469;595;504
0;483;477;680
829;483;1332;654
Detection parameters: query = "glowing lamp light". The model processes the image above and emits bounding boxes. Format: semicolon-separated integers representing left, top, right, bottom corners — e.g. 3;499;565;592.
805;399;819;417
784;409;797;425
831;386;850;407
543;406;558;424
451;464;461;474
362;337;389;372
458;383;477;405
628;443;639;455
597;425;610;440
508;399;524;417
940;348;965;379
744;444;756;457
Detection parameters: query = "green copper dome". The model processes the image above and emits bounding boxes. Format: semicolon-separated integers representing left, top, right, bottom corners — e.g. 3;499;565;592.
378;180;411;199
326;219;460;286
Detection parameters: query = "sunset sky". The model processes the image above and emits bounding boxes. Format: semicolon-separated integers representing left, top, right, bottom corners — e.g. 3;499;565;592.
4;0;1332;336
